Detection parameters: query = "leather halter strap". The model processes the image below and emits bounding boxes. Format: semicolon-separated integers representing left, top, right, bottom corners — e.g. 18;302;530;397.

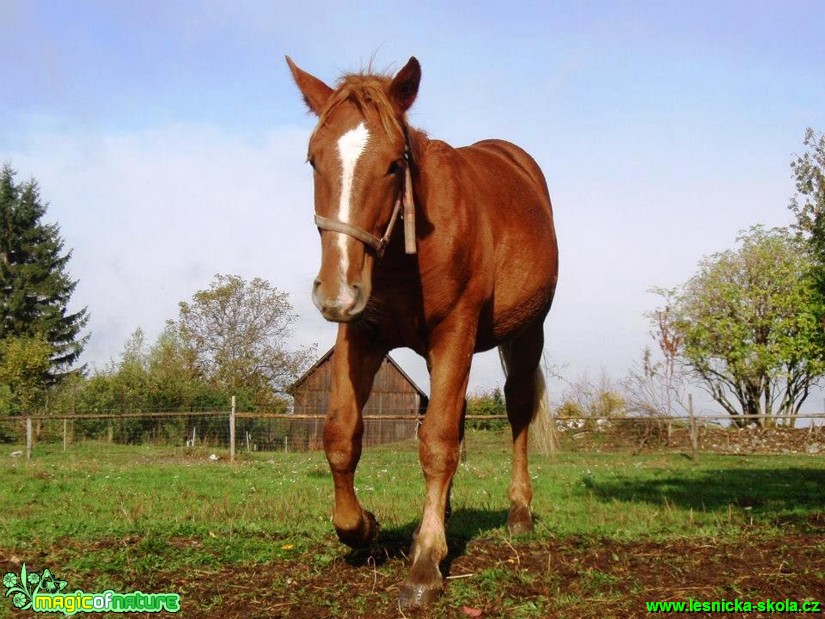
314;143;417;259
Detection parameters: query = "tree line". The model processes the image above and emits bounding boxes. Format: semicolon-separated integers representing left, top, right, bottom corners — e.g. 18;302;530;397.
2;129;825;427
0;165;313;419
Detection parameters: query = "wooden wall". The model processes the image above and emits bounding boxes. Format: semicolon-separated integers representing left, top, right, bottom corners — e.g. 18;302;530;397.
289;352;427;450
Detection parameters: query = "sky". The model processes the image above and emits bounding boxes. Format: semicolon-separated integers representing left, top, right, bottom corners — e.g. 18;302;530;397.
2;0;824;412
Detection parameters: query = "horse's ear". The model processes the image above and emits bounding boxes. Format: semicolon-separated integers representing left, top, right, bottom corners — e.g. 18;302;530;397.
389;57;421;114
286;56;333;116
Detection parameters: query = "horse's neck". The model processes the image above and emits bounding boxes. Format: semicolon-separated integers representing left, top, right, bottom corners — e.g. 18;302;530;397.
406;128;442;210
406;127;429;171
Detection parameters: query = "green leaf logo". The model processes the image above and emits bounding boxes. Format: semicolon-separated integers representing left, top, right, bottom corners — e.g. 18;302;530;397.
2;564;66;612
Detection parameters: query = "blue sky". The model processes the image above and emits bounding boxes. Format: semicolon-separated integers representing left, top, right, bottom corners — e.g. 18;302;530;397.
2;1;824;408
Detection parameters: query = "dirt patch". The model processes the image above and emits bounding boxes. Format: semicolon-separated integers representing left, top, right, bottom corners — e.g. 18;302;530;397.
9;531;812;619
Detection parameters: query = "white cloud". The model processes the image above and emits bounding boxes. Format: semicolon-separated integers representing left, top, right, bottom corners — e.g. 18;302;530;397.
9;123;325;368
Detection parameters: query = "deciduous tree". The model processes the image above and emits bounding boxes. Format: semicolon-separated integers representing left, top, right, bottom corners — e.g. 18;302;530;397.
789;128;825;300
466;388;506;430
624;288;689;418
175;274;314;406
668;226;825;426
0;335;53;413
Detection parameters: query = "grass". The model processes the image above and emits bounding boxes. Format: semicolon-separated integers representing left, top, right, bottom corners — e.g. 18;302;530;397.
1;429;824;617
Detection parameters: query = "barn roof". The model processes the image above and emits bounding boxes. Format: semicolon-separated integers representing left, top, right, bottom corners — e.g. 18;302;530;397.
287;347;428;401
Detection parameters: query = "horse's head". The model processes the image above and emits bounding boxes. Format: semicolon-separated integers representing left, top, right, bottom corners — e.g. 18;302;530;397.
287;56;421;322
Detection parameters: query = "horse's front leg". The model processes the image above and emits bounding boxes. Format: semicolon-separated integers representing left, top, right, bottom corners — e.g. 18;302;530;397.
324;325;385;548
400;326;474;608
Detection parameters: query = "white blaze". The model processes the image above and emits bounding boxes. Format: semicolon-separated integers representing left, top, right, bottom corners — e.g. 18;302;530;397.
336;122;370;275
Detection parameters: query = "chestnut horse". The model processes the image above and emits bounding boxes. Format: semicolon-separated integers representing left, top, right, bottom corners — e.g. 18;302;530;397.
287;56;558;608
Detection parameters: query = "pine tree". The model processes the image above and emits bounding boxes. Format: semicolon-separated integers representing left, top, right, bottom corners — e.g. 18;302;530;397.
0;164;89;383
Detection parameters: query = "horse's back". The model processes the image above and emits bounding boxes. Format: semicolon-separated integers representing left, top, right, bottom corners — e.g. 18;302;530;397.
468;139;552;205
460;137;556;259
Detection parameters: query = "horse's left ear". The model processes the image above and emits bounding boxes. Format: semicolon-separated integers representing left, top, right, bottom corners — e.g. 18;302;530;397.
389;57;421;114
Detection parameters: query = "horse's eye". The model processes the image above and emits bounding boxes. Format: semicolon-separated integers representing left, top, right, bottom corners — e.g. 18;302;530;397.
387;160;403;176
307;157;316;169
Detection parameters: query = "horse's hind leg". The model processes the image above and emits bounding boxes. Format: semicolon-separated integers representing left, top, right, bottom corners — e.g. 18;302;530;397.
324;325;385;548
500;323;545;535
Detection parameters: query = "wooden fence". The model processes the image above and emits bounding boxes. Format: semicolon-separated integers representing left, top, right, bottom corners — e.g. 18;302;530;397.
3;404;825;460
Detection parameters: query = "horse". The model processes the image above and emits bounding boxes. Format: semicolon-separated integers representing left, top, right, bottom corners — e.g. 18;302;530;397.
286;55;558;608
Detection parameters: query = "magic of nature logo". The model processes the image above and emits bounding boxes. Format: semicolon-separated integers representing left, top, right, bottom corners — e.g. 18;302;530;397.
3;564;180;615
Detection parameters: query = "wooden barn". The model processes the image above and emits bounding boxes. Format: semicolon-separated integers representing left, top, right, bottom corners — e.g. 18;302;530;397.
287;348;428;450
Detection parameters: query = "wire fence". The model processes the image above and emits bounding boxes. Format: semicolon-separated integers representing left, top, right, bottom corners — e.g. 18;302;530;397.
2;406;824;460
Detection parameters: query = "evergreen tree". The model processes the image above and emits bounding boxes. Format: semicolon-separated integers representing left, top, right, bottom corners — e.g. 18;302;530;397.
0;164;88;383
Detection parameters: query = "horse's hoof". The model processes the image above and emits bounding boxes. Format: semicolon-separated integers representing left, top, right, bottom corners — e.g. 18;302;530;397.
507;505;534;536
336;510;380;549
399;579;443;609
399;555;443;609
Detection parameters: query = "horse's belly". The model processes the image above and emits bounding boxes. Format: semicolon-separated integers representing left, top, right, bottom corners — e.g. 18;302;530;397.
475;280;555;351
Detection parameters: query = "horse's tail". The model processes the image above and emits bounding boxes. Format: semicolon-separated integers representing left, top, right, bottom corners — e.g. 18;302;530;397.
498;345;558;455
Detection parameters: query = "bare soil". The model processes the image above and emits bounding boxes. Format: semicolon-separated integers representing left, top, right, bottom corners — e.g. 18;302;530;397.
9;527;815;619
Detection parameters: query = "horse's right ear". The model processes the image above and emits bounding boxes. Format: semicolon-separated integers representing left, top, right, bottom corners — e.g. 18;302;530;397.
286;56;333;116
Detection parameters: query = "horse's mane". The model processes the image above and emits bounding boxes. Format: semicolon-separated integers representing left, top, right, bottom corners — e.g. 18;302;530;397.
312;73;406;142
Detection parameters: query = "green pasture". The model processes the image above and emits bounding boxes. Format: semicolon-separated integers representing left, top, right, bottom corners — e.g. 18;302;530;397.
1;430;823;617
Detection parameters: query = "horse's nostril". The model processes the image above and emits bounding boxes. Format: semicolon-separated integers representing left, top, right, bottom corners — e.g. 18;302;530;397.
312;279;329;313
342;284;363;318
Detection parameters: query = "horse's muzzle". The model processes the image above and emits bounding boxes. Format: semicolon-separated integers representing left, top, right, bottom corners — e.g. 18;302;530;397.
312;279;367;322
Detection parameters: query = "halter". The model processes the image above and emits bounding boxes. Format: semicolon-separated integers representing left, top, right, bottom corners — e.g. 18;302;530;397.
314;140;417;259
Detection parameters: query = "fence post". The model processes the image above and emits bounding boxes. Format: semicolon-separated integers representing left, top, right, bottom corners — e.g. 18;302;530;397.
688;393;699;461
26;416;32;460
63;418;68;452
229;396;236;462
